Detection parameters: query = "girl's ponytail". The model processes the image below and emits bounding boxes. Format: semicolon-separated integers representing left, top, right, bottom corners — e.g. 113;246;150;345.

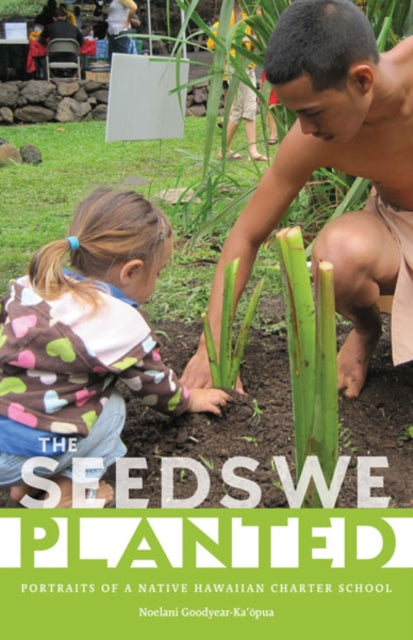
29;238;79;300
28;188;171;309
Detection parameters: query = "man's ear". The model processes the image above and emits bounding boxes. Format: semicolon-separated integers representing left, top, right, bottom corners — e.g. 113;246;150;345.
348;63;374;94
119;259;144;285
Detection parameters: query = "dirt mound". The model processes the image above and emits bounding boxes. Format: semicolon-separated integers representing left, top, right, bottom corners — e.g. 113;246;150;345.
1;317;411;509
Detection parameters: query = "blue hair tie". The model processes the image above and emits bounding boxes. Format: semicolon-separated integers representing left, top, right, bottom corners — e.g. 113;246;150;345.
66;236;80;251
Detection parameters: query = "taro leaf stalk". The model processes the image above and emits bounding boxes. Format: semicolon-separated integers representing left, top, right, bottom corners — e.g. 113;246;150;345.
276;227;339;507
311;260;339;480
276;227;316;479
202;258;265;390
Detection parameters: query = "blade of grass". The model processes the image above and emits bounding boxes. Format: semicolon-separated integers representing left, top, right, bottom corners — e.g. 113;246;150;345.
219;258;239;386
228;277;265;388
201;312;221;387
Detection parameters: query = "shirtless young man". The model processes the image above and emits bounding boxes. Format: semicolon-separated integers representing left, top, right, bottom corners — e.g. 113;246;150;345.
182;0;413;399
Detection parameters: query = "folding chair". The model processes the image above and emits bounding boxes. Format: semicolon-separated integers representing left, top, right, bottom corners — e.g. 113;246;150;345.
46;38;81;81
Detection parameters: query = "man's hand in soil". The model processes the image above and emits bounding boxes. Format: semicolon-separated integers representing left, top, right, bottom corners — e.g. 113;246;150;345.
181;344;245;396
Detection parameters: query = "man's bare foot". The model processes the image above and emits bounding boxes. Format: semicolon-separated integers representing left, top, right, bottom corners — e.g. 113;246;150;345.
10;477;115;508
337;327;381;398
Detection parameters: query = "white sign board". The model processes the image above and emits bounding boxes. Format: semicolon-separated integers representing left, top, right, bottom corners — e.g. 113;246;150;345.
4;22;28;41
106;54;189;142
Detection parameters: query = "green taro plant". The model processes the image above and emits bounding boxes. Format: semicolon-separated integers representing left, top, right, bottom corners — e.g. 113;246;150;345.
276;226;339;508
202;258;265;390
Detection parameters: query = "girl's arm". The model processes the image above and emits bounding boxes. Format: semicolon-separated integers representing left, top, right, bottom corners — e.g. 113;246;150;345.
119;341;229;416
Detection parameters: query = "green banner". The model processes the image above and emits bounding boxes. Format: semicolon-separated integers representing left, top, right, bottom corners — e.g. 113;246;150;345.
0;508;411;636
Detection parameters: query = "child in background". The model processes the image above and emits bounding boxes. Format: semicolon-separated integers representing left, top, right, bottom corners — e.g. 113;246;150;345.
0;188;229;508
209;3;268;162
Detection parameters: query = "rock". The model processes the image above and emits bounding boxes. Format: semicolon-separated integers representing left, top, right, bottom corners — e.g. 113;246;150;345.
84;79;104;92
0;107;14;124
20;80;55;104
74;87;88;102
186;104;206;117
56;81;81;97
14;105;55;123
16;95;28;107
56;97;92;122
0;143;22;166
89;89;109;104
19;144;42;164
192;85;209;104
154;187;201;205
0;84;19;108
122;175;149;186
91;104;107;120
44;93;62;111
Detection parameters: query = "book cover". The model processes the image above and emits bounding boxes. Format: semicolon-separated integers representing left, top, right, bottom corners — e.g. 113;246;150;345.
0;320;411;636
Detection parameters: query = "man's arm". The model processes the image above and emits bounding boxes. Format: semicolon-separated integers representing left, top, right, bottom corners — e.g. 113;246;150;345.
181;124;321;391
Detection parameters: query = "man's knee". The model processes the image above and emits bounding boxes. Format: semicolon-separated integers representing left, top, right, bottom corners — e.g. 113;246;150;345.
312;217;370;274
311;221;373;304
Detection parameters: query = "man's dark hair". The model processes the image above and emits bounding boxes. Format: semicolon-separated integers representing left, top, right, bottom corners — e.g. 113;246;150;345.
264;0;379;91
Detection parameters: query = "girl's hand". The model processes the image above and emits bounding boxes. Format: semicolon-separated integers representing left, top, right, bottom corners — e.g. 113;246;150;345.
187;388;231;416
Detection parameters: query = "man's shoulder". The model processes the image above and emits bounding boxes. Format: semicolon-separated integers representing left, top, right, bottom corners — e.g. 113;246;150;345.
385;36;413;63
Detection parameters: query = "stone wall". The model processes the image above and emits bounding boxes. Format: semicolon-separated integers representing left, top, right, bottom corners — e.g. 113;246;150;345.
0;77;211;125
0;79;109;125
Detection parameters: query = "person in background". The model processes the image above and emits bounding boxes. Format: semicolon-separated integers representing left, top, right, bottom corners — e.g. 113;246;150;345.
106;0;138;62
73;5;83;31
38;4;84;74
217;1;268;162
90;0;108;39
60;3;77;26
0;189;229;508
34;0;57;28
39;5;84;50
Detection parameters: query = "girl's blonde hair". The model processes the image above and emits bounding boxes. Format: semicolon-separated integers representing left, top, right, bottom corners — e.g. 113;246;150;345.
29;188;172;308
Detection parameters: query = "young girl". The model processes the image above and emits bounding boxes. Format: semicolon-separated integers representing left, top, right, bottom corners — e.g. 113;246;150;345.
0;188;229;508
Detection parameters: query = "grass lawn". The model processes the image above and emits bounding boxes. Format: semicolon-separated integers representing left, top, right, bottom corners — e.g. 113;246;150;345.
0;117;282;328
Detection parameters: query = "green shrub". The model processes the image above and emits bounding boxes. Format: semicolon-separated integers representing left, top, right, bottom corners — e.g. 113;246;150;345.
0;0;44;21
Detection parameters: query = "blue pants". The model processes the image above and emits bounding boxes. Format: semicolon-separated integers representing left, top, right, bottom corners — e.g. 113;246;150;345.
0;391;126;487
108;31;133;61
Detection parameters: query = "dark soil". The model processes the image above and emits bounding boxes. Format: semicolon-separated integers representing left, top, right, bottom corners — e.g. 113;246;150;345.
0;302;413;508
115;313;413;509
1;307;412;509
